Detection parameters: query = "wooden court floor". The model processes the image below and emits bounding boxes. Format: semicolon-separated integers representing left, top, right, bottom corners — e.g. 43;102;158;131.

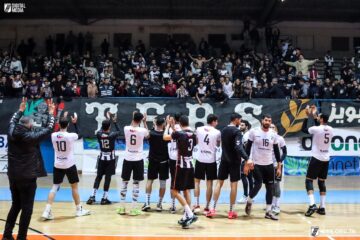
0;175;359;240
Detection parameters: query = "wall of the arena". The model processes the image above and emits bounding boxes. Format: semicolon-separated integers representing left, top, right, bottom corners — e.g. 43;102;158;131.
0;19;359;57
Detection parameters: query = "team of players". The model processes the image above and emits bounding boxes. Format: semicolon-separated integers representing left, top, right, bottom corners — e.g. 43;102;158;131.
40;107;334;229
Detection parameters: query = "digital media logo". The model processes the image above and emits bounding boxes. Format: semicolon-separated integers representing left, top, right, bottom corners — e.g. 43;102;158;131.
311;226;320;237
4;3;11;12
3;3;26;13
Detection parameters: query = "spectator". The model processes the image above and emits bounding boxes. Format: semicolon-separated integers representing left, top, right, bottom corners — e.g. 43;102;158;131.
99;78;114;97
11;74;24;97
351;47;360;81
253;83;266;98
308;65;318;80
308;79;323;99
210;87;228;105
42;79;53;99
10;56;23;74
233;78;243;98
269;78;286;99
222;77;234;98
324;51;334;70
321;78;334;99
51;74;65;97
176;83;189;99
26;79;41;100
284;54;318;77
0;76;6;98
335;79;348;99
196;81;207;105
348;80;359;99
164;79;177;97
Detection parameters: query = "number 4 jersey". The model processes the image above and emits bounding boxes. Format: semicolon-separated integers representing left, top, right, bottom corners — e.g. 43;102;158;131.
51;131;79;169
195;126;221;163
124;126;149;161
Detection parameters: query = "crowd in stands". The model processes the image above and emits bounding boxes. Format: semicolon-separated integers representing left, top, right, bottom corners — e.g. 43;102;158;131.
0;31;360;102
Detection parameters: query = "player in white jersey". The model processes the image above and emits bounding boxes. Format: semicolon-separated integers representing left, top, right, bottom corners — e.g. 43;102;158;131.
116;112;149;216
269;124;287;215
237;120;254;204
193;114;221;214
42;113;90;220
302;105;334;217
244;114;282;220
167;113;182;213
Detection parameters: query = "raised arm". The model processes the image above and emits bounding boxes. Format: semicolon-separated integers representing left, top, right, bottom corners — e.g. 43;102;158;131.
163;115;175;141
8;97;27;140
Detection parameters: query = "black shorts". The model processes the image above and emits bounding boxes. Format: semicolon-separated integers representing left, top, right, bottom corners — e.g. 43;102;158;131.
253;164;275;185
306;157;329;180
171;166;195;191
148;160;169;180
97;159;116;176
53;165;79;184
218;161;241;182
169;159;177;180
194;161;217;180
121;160;144;181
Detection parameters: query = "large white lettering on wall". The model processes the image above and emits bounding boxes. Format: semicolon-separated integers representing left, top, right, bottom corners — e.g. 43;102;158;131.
234;103;262;128
85;102;119;134
186;103;214;130
136;102;165;126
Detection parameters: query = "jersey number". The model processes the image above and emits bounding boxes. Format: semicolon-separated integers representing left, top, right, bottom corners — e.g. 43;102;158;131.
262;139;269;147
130;134;136;145
188;139;194;151
204;134;210;145
101;139;110;149
56;141;66;152
324;133;330;144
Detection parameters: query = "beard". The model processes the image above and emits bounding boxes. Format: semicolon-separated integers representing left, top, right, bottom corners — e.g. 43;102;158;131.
262;123;270;129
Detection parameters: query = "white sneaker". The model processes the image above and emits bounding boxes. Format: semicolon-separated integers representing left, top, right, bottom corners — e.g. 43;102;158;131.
237;195;248;204
76;207;91;217
42;209;54;220
272;206;281;215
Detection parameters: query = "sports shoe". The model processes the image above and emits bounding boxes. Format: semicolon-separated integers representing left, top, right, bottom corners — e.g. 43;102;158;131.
245;201;252;216
192;205;201;214
237;195;248;204
181;215;198;229
272;206;281;215
316;207;326;215
228;211;238;219
265;211;279;220
156;203;163;212
76;207;91;217
129;208;142;216
305;204;318;217
41;209;54;220
178;217;186;225
142;203;151;212
100;198;112;205
86;196;96;205
116;207;126;215
206;209;216;218
203;207;210;215
169;206;176;214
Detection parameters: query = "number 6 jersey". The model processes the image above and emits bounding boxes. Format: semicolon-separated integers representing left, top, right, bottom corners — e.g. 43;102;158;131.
124;125;149;161
51;131;79;169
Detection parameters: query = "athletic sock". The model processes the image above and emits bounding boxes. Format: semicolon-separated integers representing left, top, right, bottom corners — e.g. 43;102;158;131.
229;204;235;212
92;188;97;197
272;196;277;207
146;193;151;205
247;197;253;204
171;198;176;209
76;204;82;211
266;204;272;212
196;197;199;206
205;202;210;209
184;205;194;218
158;197;163;205
103;191;108;199
45;204;52;212
212;200;217;210
309;194;315;206
320;195;326;208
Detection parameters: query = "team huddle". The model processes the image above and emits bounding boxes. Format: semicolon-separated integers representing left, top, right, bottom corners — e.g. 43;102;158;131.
39;104;333;229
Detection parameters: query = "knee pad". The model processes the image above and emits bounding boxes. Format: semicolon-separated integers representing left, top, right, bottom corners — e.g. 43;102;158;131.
305;179;314;192
318;180;326;193
50;184;61;193
160;180;166;189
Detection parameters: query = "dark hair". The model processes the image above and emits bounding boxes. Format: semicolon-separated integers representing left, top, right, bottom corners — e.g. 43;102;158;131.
59;117;69;129
320;114;329;123
262;114;272;120
242;120;251;130
174;112;182;122
19;116;32;126
155;117;165;126
207;114;218;124
179;115;189;127
133;112;144;123
102;119;111;131
230;113;242;122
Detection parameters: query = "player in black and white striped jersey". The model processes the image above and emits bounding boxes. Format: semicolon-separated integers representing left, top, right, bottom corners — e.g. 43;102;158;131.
86;113;121;205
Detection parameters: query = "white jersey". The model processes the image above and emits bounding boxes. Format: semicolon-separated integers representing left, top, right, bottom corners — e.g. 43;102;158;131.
51;131;78;169
272;134;286;166
124;126;149;161
195;126;221;163
248;127;278;166
168;124;181;161
309;124;334;161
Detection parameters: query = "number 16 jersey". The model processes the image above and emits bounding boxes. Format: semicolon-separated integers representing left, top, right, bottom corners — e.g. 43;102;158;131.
124;126;149;161
248;128;278;166
51;132;79;169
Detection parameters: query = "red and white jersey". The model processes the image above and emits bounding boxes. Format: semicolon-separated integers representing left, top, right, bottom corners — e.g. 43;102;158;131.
168;124;181;161
51;131;78;169
248;127;278;166
124;126;149;161
309;124;334;161
195;125;221;163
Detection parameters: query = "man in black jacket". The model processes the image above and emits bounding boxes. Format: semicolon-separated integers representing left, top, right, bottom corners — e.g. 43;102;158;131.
3;98;55;240
206;113;251;219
